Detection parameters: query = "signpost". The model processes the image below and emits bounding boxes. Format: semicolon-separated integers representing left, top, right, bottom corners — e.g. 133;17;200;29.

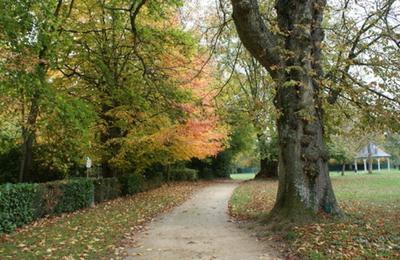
86;157;92;178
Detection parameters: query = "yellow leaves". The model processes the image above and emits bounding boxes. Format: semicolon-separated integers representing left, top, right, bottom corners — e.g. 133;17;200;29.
17;243;27;248
116;115;226;169
0;47;39;73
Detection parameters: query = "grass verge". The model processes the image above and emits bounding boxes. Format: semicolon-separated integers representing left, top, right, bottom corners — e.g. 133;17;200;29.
230;173;256;180
0;182;204;259
229;171;400;259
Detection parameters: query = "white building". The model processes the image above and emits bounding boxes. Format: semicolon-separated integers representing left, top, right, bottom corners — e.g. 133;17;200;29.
354;143;391;172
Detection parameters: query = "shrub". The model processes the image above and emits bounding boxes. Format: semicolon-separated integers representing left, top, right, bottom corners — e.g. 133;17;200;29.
0;179;94;234
93;178;121;203
118;174;145;195
198;167;214;180
189;158;217;179
0;148;20;184
211;151;233;178
0;183;39;233
37;179;94;216
144;172;164;190
169;168;198;181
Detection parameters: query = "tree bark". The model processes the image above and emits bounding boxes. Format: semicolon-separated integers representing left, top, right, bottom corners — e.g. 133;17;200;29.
19;60;46;182
231;0;341;218
367;143;373;174
19;92;40;182
255;132;278;179
341;164;345;176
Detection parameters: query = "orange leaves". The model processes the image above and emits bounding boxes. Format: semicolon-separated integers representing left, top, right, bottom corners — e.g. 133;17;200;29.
163;119;226;161
135;45;228;164
134;117;226;163
95;6;227;171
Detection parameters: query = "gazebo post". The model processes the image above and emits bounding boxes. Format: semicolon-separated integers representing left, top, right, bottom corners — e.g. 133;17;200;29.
387;158;391;171
363;159;367;172
377;158;381;171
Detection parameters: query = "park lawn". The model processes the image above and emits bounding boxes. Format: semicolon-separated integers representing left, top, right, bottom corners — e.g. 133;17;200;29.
230;173;256;180
0;182;204;259
229;171;400;259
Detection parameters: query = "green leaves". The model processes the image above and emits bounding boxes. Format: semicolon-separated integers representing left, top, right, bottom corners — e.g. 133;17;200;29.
0;183;39;233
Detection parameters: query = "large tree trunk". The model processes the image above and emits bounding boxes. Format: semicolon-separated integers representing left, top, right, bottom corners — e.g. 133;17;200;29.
231;0;341;218
19;94;39;182
19;62;44;182
100;104;125;177
255;133;278;179
367;143;373;174
255;158;278;179
273;76;338;217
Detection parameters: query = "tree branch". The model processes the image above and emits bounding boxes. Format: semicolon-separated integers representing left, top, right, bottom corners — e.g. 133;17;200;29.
230;0;281;76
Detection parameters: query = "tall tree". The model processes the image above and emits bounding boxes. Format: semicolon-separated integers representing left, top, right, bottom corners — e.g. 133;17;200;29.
324;0;400;131
0;0;93;182
210;18;279;179
61;0;226;175
230;0;341;217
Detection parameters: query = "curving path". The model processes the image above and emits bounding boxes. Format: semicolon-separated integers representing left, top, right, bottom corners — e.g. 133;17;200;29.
124;182;279;260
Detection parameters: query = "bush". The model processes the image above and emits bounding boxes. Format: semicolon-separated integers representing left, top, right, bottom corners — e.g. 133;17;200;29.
0;148;21;184
198;167;214;180
93;178;121;203
37;179;94;216
169;168;198;181
118;174;145;195
0;183;39;233
211;151;233;178
189;158;217;179
144;172;164;190
0;172;169;234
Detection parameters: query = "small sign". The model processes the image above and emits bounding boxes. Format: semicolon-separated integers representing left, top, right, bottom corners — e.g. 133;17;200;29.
86;157;92;169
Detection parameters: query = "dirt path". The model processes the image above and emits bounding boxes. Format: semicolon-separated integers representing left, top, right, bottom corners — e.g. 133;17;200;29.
124;182;279;259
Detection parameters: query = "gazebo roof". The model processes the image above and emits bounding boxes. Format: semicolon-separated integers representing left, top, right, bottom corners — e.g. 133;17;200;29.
355;143;391;159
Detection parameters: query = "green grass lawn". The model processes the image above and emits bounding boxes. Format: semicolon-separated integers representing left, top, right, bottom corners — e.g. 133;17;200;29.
0;182;203;259
229;170;400;259
330;170;400;204
230;173;256;180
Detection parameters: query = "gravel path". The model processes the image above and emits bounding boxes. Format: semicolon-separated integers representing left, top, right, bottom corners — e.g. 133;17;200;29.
124;182;278;260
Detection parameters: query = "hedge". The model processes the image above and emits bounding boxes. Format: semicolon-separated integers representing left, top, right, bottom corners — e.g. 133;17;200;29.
144;172;164;190
0;170;197;234
0;179;94;234
0;183;39;233
93;178;121;203
198;167;214;180
169;168;198;181
37;179;94;216
118;174;145;195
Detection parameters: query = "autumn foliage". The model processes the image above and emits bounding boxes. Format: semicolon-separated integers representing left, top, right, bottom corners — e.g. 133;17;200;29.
109;53;227;172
